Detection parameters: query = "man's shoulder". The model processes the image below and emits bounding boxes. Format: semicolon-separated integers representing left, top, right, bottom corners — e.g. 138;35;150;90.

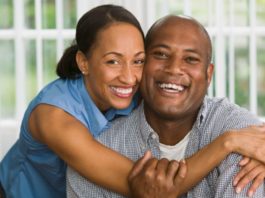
206;96;240;111
96;106;142;148
190;97;261;147
205;96;260;127
110;106;141;133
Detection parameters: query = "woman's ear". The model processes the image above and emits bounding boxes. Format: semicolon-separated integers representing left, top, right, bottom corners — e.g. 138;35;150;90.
76;51;89;75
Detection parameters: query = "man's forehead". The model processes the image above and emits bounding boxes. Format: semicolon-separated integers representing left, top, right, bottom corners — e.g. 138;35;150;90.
150;24;203;45
153;17;201;35
151;17;208;44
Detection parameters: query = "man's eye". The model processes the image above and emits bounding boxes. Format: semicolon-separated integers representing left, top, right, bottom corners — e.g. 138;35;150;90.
186;57;199;64
153;51;168;59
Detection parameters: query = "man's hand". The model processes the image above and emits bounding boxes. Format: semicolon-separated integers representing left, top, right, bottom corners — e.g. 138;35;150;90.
128;153;187;198
233;157;265;197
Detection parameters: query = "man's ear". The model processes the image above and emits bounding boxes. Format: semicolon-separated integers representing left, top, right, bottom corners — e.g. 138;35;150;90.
206;63;214;87
76;51;89;75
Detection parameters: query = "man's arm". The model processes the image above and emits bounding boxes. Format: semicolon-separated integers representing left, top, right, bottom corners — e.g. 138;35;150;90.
213;153;265;198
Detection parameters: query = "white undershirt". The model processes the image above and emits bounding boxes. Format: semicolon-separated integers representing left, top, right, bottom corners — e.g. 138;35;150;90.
159;132;190;161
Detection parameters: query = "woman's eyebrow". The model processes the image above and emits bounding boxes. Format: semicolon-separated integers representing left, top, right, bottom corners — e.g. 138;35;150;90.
134;51;145;57
103;52;123;57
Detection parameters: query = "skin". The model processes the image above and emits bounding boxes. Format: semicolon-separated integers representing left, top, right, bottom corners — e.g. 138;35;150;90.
76;23;145;111
129;16;265;197
141;16;213;145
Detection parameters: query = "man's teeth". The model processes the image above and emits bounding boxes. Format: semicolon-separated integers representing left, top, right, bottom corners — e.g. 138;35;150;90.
111;87;133;94
158;83;184;92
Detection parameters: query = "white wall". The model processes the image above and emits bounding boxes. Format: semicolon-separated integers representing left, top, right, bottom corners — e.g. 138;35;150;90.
0;121;19;160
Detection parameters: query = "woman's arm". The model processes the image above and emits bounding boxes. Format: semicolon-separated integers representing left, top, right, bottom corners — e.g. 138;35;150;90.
128;132;234;197
30;104;265;197
29;104;134;195
129;125;265;197
177;132;234;194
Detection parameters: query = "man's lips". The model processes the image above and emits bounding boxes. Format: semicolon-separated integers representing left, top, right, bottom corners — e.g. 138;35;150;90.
158;82;185;93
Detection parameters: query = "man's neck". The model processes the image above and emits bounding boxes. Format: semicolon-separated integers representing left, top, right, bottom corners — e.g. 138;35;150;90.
144;107;198;146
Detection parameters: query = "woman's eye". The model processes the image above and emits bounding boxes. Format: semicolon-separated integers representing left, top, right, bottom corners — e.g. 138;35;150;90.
106;60;119;64
134;59;145;65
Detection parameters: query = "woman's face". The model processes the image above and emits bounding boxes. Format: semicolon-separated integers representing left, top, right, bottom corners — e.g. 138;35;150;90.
81;23;145;111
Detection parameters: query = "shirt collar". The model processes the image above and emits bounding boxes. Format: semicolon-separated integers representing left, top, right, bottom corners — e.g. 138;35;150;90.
138;102;159;145
138;96;209;144
195;96;209;128
79;76;137;136
104;92;139;121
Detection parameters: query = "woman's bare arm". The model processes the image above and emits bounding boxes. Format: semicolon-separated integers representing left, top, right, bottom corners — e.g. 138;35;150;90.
178;132;234;194
179;125;265;195
129;125;265;197
29;104;134;195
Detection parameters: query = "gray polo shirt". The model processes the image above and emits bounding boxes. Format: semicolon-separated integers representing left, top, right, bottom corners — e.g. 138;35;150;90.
67;97;264;198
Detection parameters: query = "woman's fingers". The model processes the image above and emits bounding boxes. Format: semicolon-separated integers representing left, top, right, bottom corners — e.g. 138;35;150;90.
234;158;265;196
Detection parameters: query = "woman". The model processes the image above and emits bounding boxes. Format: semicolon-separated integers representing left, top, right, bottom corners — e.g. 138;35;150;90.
0;4;264;198
0;4;145;198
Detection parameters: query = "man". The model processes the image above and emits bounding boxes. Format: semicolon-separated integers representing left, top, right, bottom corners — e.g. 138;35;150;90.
67;15;265;197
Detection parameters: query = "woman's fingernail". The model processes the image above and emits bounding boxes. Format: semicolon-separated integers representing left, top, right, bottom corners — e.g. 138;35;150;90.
236;187;241;194
233;179;238;186
248;191;253;197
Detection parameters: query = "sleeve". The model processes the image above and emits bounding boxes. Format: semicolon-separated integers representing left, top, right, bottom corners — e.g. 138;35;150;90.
222;103;262;131
212;102;265;197
213;153;265;198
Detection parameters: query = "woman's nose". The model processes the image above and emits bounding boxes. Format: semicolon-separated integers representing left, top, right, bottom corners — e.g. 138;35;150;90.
119;65;137;85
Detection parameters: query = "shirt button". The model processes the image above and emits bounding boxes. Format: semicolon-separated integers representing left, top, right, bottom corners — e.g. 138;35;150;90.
151;133;157;139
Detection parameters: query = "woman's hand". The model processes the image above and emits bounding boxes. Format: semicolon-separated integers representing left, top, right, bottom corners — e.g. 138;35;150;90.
128;153;187;198
227;124;265;163
233;157;265;197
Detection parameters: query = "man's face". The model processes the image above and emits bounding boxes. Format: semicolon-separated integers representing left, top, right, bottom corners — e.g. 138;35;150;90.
140;19;214;120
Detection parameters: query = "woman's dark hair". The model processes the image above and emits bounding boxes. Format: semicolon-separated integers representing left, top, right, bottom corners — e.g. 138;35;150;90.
56;4;144;79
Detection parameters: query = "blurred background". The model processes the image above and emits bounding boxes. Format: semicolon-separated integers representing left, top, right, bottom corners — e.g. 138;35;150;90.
0;0;265;160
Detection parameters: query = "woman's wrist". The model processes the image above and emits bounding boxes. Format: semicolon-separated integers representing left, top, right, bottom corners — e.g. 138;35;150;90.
220;131;238;154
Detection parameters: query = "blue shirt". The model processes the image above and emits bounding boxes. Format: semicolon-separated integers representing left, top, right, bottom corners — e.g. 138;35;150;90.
0;76;137;198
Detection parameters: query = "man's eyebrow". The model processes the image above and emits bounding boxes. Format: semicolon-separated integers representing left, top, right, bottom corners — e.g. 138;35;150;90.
149;44;170;50
103;51;145;57
185;48;201;55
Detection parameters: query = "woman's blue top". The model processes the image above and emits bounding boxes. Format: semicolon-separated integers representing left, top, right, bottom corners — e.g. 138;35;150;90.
0;77;137;198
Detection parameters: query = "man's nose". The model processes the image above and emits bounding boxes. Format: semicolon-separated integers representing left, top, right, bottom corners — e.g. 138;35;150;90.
164;57;185;75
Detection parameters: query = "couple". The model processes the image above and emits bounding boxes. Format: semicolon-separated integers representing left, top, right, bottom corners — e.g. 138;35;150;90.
1;4;265;198
67;6;265;198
